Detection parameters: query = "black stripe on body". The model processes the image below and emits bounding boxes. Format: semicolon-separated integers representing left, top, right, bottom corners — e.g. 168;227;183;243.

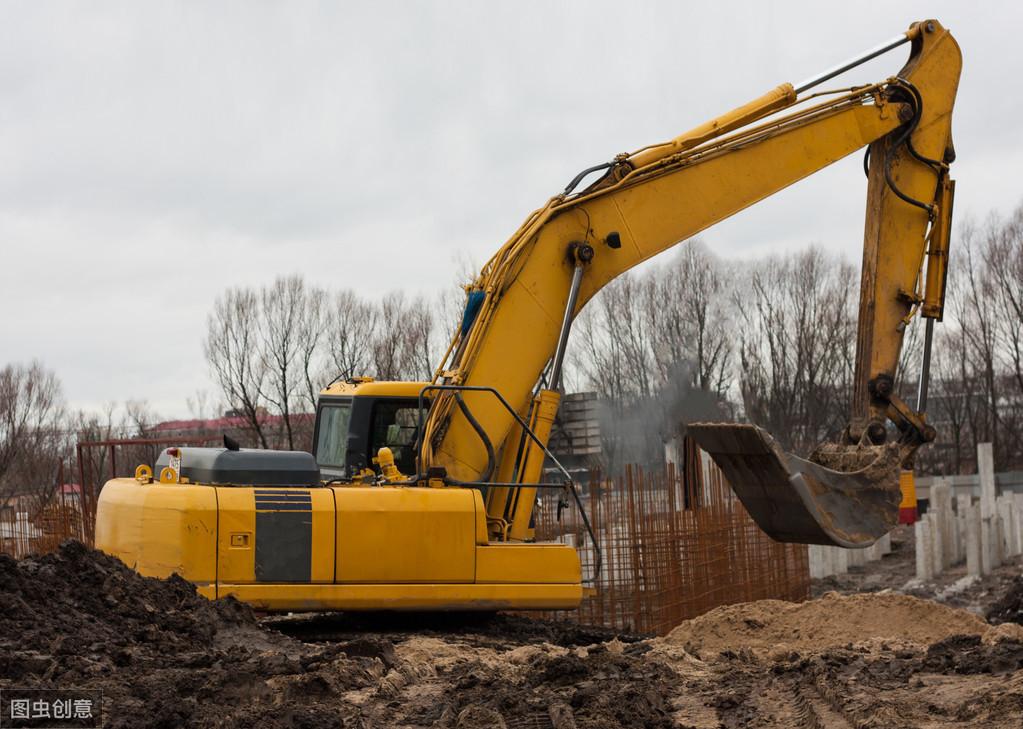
255;510;312;582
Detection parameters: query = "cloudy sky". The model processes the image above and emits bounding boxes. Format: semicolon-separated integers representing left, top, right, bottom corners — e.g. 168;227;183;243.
2;1;1021;418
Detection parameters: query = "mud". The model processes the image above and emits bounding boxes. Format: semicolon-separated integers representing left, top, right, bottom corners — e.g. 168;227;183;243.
4;541;1023;727
0;542;377;727
987;575;1023;625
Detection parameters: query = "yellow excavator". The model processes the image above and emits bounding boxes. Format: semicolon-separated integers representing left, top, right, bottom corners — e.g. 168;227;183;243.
97;20;960;611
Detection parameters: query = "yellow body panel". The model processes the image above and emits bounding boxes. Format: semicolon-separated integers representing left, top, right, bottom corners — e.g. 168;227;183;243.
334;486;477;583
96;478;581;610
475;544;581;584
217;583;581;611
320;380;429;398
95;478;217;584
216;487;335;583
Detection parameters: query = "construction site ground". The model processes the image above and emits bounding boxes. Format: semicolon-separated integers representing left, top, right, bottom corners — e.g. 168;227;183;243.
4;539;1023;728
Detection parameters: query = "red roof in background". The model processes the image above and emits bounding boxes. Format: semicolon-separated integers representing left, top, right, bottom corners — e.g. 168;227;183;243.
58;483;82;494
151;413;314;432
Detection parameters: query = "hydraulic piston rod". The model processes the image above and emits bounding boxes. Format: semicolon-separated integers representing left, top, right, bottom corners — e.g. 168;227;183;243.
549;243;593;390
794;33;912;94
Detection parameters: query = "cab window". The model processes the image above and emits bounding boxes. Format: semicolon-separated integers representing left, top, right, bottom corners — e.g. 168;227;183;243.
370;401;422;475
315;403;352;473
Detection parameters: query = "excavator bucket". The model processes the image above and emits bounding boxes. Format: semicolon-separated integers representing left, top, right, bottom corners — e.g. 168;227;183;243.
686;423;902;548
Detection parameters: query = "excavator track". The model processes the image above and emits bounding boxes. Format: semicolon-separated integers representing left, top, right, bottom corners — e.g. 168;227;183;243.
687;423;902;548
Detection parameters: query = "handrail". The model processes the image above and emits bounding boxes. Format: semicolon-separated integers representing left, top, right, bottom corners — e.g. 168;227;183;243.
414;384;602;584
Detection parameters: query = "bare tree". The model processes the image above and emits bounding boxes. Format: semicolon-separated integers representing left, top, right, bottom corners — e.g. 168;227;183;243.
927;326;973;474
988;204;1023;396
951;222;1004;464
204;287;270;448
373;295;408;380
645;240;734;397
186;389;219;421
576;274;656;403
297;286;328;412
260;276;307;450
0;362;67;511
736;247;855;454
325;290;378;383
399;296;436;381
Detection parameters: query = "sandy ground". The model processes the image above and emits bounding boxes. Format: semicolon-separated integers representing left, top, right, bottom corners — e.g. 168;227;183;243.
3;541;1023;728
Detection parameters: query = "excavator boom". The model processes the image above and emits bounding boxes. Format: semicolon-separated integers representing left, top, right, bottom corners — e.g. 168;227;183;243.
424;20;960;547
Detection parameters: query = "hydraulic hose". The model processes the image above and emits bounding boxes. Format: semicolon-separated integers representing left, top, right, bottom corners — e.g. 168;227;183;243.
445;393;496;486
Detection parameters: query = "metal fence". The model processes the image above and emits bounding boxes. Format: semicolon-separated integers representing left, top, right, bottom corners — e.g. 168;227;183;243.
534;439;810;634
0;436;218;559
1;462;86;559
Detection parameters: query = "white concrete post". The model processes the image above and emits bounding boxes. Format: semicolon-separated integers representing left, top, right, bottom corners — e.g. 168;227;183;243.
956;493;972;564
916;518;934;580
998;496;1016;558
966;503;983;577
866;540;882;563
846;546;866;568
931;480;954;568
809;545;826;579
1015;493;1023;555
978;442;998;573
928;512;943;576
832;545;848;575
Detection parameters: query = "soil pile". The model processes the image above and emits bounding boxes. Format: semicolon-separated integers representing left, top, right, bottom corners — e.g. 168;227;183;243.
661;591;992;657
987;575;1023;625
4;543;1023;727
0;542;384;727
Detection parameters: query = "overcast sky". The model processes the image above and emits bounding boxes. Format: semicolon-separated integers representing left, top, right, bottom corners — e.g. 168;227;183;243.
2;2;1021;418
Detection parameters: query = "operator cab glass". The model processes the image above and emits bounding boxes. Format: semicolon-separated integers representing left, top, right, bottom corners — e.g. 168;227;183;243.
313;396;425;480
314;401;353;479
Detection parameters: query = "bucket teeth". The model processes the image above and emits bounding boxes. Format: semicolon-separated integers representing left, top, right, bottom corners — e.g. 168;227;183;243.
686;423;901;548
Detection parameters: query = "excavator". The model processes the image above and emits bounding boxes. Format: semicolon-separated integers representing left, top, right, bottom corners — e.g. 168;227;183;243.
96;20;961;611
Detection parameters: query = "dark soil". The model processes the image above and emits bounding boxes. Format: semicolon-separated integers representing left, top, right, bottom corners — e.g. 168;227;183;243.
426;648;678;729
264;610;650;649
987;575;1023;625
0;542;376;727
5;540;1023;728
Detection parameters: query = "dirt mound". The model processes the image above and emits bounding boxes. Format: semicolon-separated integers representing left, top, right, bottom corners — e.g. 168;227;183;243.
680;636;1023;728
0;542;380;727
987;575;1023;625
661;591;991;657
5;543;1023;727
0;539;261;669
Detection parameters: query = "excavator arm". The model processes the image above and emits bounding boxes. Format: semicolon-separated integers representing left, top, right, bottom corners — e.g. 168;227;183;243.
420;20;961;548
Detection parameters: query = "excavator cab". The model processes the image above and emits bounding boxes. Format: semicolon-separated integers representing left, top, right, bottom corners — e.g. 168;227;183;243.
312;380;429;480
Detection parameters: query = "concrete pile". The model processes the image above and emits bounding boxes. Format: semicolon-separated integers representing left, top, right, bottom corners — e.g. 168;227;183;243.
808;534;892;579
914;442;1023;582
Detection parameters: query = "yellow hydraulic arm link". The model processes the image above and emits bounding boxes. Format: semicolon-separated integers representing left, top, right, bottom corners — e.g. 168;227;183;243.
421;20;960;546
